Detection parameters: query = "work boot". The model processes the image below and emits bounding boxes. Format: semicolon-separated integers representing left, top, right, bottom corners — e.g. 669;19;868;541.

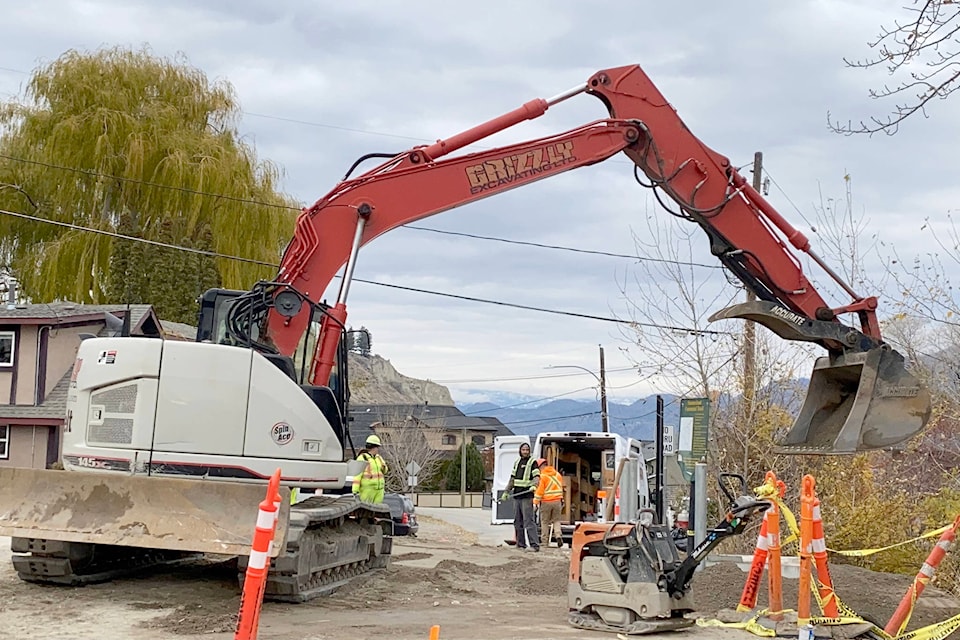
526;546;540;552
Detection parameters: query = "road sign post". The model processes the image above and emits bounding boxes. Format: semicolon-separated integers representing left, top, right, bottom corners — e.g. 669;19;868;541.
405;462;422;491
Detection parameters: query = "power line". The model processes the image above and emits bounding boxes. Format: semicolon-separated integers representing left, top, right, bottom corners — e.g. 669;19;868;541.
0;153;301;211
404;225;721;269
362;278;730;332
0;207;278;266
461;386;597;414
763;166;816;231
500;411;600;426
243;111;430;143
433;366;636;385
0;206;732;334
0;153;722;271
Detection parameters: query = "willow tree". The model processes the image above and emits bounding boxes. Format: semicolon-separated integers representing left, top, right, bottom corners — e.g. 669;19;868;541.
0;47;297;321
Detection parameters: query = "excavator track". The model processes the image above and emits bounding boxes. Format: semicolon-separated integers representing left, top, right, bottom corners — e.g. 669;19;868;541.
239;494;393;603
10;494;391;602
10;538;199;586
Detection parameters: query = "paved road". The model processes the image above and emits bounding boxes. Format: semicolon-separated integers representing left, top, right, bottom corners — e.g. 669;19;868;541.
415;506;511;547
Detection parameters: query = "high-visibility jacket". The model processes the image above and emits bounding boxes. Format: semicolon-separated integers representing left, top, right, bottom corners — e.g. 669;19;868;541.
534;466;564;506
510;456;540;496
352;451;388;503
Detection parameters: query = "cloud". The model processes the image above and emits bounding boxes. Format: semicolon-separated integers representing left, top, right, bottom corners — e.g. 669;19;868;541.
1;1;955;405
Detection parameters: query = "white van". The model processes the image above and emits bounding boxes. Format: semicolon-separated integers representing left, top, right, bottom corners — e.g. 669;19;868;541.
491;431;651;543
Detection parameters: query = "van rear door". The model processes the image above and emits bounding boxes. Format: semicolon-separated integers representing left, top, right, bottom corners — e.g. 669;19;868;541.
491;435;530;524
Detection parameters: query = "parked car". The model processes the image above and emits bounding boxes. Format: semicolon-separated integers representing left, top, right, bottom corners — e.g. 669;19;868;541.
382;493;419;536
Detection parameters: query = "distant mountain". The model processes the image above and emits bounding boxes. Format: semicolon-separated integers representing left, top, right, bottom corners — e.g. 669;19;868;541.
459;394;682;440
459;380;809;440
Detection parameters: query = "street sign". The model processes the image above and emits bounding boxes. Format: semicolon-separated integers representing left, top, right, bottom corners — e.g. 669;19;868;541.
663;425;676;455
678;398;710;482
405;461;422;476
407;475;419;488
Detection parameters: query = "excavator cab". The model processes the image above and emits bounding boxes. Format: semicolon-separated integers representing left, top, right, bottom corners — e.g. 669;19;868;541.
711;301;932;455
196;285;351;448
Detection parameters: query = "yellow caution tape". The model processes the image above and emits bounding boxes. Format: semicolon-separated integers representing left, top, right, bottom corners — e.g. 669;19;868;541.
776;498;799;546
729;495;959;640
808;614;871;626
696;612;777;638
808;574;960;640
827;524;951;557
892;612;960;640
893;576;927;637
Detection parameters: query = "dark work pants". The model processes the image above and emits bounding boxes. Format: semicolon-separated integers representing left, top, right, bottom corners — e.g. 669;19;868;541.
514;495;538;549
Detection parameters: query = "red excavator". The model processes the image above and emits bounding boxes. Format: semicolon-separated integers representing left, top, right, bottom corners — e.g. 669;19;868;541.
0;64;931;603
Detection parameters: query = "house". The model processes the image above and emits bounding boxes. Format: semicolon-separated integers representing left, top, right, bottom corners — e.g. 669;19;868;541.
0;299;165;469
347;403;513;457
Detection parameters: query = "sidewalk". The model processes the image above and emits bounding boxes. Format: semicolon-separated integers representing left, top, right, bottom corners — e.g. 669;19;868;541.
415;507;511;547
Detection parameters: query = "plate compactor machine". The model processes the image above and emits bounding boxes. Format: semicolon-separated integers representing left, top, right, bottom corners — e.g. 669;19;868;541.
568;474;770;635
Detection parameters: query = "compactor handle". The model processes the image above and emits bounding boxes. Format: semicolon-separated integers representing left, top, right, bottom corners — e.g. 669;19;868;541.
718;473;746;506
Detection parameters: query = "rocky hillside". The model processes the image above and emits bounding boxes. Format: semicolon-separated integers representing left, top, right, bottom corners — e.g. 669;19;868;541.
347;352;454;405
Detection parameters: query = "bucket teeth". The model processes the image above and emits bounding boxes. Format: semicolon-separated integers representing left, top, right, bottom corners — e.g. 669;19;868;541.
709;300;932;455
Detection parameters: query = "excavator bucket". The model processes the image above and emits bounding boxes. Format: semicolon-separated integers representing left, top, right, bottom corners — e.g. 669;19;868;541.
0;468;291;557
710;301;932;454
778;348;931;454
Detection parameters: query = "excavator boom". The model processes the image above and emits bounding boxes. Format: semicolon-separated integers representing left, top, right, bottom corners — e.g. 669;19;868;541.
262;64;930;454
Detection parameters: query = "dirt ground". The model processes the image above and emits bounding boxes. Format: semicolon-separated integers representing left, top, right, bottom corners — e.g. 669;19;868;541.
0;515;957;640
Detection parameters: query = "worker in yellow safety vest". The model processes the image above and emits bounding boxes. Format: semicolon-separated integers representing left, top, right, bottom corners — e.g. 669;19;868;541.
533;458;564;548
352;435;389;503
501;442;541;551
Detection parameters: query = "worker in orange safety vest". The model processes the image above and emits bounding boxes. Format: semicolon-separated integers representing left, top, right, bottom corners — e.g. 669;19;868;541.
533;458;564;548
352;435;389;503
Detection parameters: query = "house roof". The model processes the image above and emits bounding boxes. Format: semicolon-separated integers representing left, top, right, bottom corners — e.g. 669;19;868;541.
0;302;162;337
477;416;515;439
346;403;513;447
0;370;70;421
160;320;198;341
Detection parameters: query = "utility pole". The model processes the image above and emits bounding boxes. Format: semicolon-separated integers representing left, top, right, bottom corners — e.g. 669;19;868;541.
460;427;467;507
743;151;762;476
655;394;665;525
599;344;609;433
744;152;761;411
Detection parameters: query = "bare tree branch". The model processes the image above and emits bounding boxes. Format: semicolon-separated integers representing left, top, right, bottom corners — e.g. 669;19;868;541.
374;410;447;493
831;1;960;135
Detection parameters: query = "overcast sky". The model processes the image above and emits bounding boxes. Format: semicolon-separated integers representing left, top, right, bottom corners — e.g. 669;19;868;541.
2;1;956;406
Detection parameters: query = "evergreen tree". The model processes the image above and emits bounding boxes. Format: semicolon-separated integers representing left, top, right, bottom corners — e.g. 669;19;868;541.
443;442;485;491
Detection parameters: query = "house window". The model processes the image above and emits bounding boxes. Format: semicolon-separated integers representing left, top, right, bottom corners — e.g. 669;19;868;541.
0;331;13;367
442;434;456;446
0;425;8;459
471;435;486;446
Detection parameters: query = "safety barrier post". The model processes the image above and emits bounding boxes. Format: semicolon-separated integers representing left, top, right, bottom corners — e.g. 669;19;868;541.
797;474;815;627
235;468;282;640
885;513;960;636
737;471;786;618
429;625;441;640
766;486;783;622
737;506;770;612
811;496;837;618
250;483;283;637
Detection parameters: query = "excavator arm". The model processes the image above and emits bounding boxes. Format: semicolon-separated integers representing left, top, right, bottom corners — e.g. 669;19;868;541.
258;64;930;454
